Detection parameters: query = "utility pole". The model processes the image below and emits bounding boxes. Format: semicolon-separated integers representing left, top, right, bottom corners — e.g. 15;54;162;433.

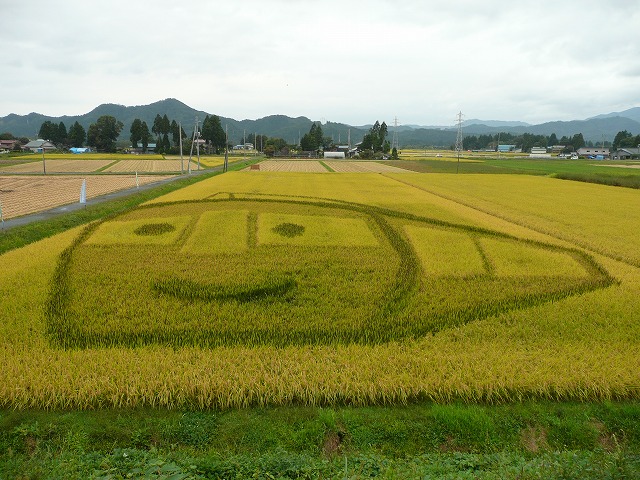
224;124;229;172
188;116;200;174
179;122;184;174
455;111;464;173
42;143;46;175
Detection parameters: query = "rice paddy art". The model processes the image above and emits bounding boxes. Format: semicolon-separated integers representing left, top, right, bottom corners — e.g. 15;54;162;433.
46;196;613;350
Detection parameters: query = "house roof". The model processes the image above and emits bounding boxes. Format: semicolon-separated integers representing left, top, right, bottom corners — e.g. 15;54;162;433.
24;140;55;148
614;147;640;154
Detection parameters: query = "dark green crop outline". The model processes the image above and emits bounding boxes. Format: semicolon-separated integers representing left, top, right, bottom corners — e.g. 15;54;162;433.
45;195;615;349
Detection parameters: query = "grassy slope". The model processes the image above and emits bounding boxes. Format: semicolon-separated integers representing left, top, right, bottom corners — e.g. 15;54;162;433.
2;402;639;478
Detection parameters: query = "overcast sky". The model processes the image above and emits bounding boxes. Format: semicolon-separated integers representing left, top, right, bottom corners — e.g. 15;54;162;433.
2;0;639;126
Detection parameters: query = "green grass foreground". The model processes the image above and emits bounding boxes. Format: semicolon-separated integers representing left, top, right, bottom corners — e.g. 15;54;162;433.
1;402;639;479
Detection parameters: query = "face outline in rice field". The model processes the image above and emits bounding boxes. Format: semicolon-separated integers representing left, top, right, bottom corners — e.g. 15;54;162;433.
46;195;614;349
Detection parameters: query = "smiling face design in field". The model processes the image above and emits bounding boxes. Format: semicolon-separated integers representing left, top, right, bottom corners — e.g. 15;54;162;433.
47;198;612;349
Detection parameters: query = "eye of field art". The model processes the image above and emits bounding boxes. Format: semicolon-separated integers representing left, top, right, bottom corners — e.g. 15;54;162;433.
46;198;613;349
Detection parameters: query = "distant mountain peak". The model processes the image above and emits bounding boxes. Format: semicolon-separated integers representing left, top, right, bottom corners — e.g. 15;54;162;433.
588;107;640;123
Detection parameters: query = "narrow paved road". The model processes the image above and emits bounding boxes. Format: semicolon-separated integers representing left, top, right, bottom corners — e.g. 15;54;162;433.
0;167;217;231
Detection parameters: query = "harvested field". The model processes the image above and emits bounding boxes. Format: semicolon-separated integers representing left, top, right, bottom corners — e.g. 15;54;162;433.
323;161;412;173
0;159;113;174
251;160;329;172
104;159;199;173
0;175;173;220
251;160;412;173
594;163;640;169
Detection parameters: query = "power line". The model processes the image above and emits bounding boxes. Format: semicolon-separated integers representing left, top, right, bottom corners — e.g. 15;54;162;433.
392;116;400;151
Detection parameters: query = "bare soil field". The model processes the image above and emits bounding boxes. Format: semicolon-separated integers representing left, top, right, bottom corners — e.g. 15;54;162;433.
323;161;412;173
250;160;329;172
0;159;113;174
250;160;413;173
594;163;640;169
104;159;199;173
0;175;173;220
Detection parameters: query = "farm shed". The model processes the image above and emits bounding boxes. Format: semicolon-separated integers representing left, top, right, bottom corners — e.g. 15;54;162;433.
69;147;92;154
530;147;551;158
611;148;640;160
324;151;346;159
577;147;610;159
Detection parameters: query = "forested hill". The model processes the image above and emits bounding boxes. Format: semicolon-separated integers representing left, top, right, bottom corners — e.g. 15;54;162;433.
0;98;369;146
1;98;639;146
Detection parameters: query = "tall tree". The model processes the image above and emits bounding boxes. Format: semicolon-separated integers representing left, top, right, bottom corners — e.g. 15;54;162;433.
300;122;323;151
570;133;585;150
360;120;388;153
140;121;151;152
613;130;634;150
38;121;57;142
67;121;86;147
130;118;144;148
87;115;123;152
57;122;68;145
201;115;226;154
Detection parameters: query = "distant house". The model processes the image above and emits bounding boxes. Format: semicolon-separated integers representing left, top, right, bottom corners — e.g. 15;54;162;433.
131;143;157;153
23;140;56;153
577;147;610;159
0;139;20;151
610;148;640;160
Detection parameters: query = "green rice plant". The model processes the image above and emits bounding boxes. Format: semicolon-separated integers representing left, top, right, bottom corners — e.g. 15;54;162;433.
258;212;379;247
181;209;249;255
153;275;296;303
133;223;176;236
45;196;612;350
86;216;191;246
405;225;487;277
272;222;305;238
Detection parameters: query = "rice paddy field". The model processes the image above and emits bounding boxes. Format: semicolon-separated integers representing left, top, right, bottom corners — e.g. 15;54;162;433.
0;155;200;174
2;163;640;477
0;175;173;219
1;170;639;409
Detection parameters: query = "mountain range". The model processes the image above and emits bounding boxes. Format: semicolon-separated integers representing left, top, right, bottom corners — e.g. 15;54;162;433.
1;98;639;147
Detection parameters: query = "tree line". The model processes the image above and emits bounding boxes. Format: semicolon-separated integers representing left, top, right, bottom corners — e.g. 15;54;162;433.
462;130;640;153
19;117;640;155
462;132;587;153
297;120;396;159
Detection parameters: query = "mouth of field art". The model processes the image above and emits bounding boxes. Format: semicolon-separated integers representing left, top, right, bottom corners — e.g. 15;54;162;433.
46;197;614;349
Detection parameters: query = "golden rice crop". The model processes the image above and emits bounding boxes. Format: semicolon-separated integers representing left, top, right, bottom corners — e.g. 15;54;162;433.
405;226;486;276
86;216;191;246
181;209;249;255
257;212;379;247
45;195;610;351
0;172;638;409
389;173;640;267
253;160;329;172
